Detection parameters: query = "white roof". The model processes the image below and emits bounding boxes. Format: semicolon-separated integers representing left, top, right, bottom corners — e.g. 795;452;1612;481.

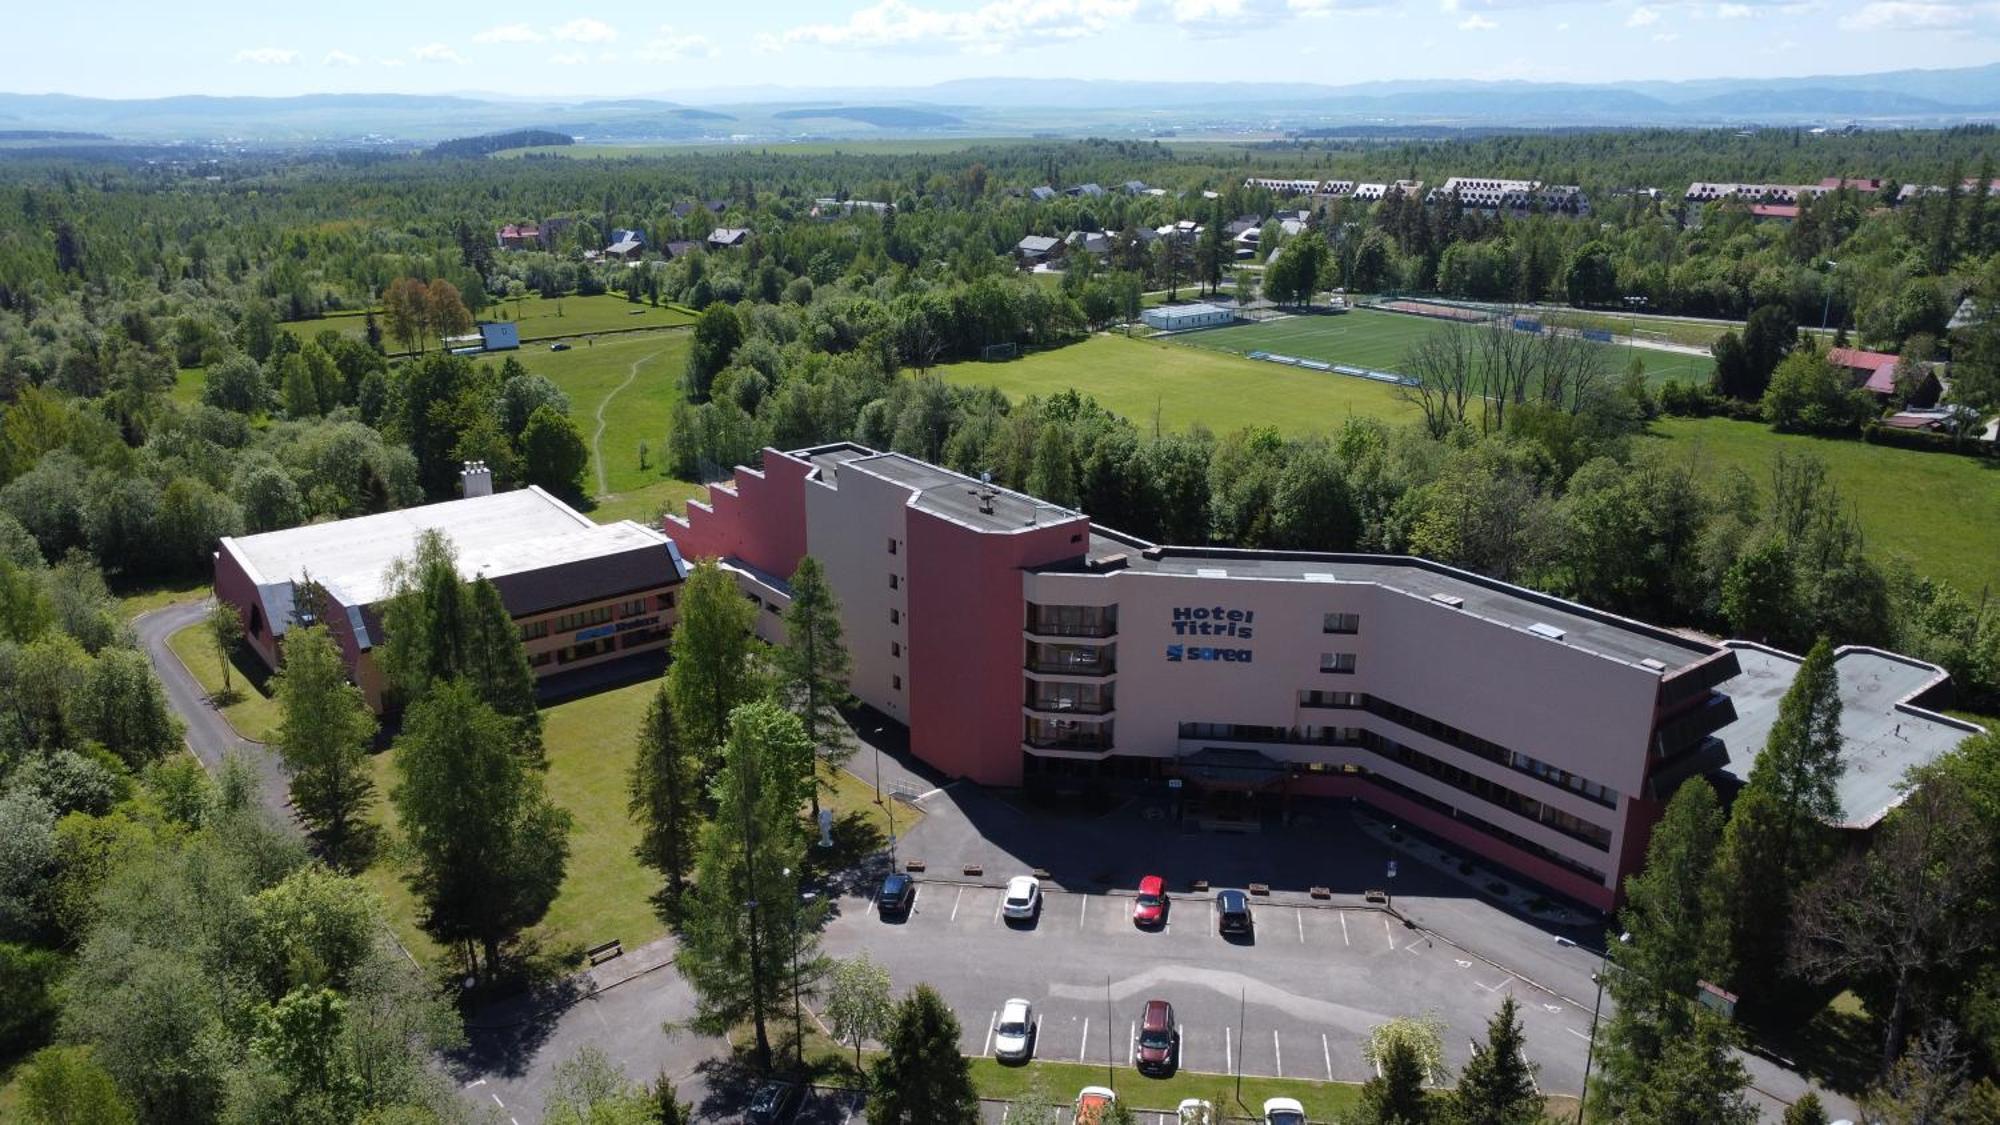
221;487;671;613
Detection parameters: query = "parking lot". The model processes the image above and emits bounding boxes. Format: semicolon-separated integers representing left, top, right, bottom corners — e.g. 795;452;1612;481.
820;879;1597;1095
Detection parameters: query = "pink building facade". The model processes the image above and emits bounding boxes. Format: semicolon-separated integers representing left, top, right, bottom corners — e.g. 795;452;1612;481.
669;444;1745;910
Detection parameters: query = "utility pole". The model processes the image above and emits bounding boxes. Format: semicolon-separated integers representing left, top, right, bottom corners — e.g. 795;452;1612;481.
1106;975;1116;1090
1234;987;1246;1104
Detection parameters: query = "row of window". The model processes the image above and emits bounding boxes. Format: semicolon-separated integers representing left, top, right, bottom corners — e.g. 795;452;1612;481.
1365;696;1622;808
1173;720;1612;852
521;594;672;642
1358;770;1610;885
1028;681;1114;713
1024;715;1114;751
1323;612;1360;634
1026;641;1116;675
1319;653;1357;675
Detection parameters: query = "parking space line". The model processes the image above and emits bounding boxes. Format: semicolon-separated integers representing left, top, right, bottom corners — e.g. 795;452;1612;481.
952;888;963;922
1080;895;1089;928
1567;1028;1591;1041
1477;975;1514;993
994;893;1004;922
1079;1018;1090;1062
1384;917;1395;951
1403;941;1424;957
983;1010;996;1056
490;1093;506;1108
1183;1028;1193;1072
1035;1014;1043;1055
1274;1029;1282;1077
1209;901;1216;939
864;897;876;917
1225;1026;1233;1075
1296;909;1305;943
1339;912;1349;945
1323;1033;1333;1081
1128;1021;1136;1065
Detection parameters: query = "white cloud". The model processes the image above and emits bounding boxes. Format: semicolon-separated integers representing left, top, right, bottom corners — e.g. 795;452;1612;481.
1838;1;1973;30
376;57;405;67
474;23;545;44
636;26;720;61
322;49;362;67
1458;13;1498;29
1626;6;1660;25
1288;0;1333;15
1716;3;1752;17
550;51;589;65
777;0;1141;50
412;43;466;63
553;17;620;43
233;47;298;65
1652;30;1681;40
1555;20;1570;29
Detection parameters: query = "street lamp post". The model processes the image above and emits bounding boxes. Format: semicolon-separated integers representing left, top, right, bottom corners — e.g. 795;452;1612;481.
1571;932;1630;1124
782;868;810;1071
1820;259;1841;334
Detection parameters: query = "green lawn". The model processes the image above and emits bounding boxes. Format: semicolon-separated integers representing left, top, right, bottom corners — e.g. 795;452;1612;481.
172;364;206;406
935;333;1419;437
1177;308;1714;387
165;623;282;743
361;678;668;967
280;294;695;351
587;479;710;527
1645;417;2000;598
114;579;207;621
523;331;695;497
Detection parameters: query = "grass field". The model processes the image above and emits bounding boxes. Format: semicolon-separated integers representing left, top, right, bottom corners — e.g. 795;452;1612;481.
1175;308;1716;386
1645;417;2000;597
936;333;1419;436
165;624;282;743
521;329;696;504
280;294;695;350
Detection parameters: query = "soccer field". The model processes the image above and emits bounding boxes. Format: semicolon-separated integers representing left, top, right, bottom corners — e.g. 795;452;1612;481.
1175;308;1715;386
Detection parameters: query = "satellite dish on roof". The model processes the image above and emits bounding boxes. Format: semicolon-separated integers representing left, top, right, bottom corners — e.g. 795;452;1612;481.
981;470;992;485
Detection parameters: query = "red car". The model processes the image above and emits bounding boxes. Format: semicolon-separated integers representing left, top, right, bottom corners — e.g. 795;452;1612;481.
1133;875;1168;927
1134;999;1177;1075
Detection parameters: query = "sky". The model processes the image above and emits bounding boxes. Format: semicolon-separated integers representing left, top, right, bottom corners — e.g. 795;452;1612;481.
7;0;1999;99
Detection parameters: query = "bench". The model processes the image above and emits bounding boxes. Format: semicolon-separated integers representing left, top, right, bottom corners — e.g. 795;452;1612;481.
1248;883;1270;896
963;864;983;877
905;859;926;873
1191;879;1210;893
586;940;623;966
1309;886;1332;900
1364;889;1389;905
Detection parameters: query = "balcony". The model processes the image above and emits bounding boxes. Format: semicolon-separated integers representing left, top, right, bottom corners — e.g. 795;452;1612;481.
1024;603;1118;640
1024;716;1114;753
1024;685;1114;716
1025;641;1116;677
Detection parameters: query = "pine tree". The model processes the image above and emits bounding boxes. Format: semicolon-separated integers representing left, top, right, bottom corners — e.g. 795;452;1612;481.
666;560;764;772
1447;995;1541;1125
272;624;377;866
774;555;852;818
1591;779;1726;1121
1782;1091;1829;1125
464;575;544;759
628;681;698;915
380;532;542;757
869;985;978;1125
1713;635;1843;994
676;701;813;1072
1356;1031;1432;1124
1622;1011;1755;1125
391;680;571;977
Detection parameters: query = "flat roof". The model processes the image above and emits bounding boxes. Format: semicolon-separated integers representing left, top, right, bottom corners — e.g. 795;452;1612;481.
1712;642;1983;828
1147;302;1233;318
1065;537;1715;672
222;487;677;610
800;445;1085;535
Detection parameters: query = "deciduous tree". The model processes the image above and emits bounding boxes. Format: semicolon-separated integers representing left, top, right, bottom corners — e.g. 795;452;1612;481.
824;952;894;1070
272;625;376;865
205;599;244;695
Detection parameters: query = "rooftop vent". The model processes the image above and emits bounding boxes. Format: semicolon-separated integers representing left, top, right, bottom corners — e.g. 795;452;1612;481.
966;470;999;515
1429;593;1465;608
1527;622;1567;641
1196;568;1229;579
1640;658;1668;672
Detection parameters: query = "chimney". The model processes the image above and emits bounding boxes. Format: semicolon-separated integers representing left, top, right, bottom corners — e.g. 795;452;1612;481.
461;460;493;498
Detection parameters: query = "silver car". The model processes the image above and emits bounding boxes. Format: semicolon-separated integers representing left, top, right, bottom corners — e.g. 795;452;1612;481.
994;997;1034;1061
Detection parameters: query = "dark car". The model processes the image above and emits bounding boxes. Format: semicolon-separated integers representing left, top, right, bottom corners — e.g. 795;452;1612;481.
878;873;915;918
1217;889;1253;937
745;1080;800;1124
1135;999;1177;1075
548;341;571;351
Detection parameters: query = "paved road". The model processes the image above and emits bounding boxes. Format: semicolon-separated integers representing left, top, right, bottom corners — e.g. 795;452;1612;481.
133;599;294;825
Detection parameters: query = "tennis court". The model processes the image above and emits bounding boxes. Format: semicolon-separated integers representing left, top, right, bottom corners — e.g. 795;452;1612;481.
1176;308;1715;386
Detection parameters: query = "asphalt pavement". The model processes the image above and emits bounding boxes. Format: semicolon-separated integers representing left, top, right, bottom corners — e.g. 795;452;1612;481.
133;599;294;825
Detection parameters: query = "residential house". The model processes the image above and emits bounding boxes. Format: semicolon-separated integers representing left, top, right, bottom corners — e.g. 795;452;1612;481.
1244;177;1322;196
1015;234;1062;265
1029;185;1058;202
1829;346;1939;407
496;223;541;250
1066;183;1106;199
1223;216;1261;239
605;238;644;261
663;240;702;260
1122;180;1150;195
706;228;751;250
1749;203;1800;222
1064;231;1111;258
610;228;646;248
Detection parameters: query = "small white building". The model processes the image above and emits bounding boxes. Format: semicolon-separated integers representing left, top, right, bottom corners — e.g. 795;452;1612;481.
1142;302;1235;332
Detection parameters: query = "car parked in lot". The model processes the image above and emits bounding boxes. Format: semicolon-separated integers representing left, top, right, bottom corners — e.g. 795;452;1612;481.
877;873;915;918
1074;1086;1117;1125
1133;875;1168;927
745;1080;800;1124
994;997;1035;1062
1217;888;1254;936
1134;999;1176;1075
1177;1098;1215;1124
1002;875;1041;921
1262;1096;1306;1125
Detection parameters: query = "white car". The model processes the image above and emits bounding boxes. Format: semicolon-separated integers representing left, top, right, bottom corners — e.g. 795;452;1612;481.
1002;875;1041;920
994;997;1034;1061
1177;1098;1215;1124
1263;1096;1307;1125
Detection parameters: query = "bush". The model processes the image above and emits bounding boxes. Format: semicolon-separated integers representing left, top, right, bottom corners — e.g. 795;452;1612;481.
0;940;62;1054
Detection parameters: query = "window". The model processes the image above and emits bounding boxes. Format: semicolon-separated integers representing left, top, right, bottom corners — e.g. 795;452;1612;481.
891;642;901;657
892;675;902;691
1320;653;1357;675
890;608;901;625
888;538;898;555
889;574;900;590
1322;612;1360;635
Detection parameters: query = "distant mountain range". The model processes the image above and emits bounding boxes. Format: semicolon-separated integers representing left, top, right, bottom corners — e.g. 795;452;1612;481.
2;63;1997;146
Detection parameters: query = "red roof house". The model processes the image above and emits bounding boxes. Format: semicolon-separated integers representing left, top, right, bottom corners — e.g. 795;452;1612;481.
1829;346;1939;406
